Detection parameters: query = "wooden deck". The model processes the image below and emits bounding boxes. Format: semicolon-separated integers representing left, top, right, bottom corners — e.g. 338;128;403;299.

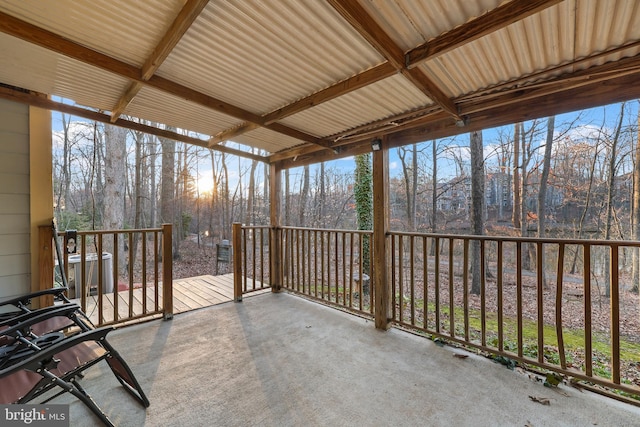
71;273;270;325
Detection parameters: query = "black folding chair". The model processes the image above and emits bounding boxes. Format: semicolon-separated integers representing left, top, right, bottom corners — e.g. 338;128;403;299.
0;290;150;426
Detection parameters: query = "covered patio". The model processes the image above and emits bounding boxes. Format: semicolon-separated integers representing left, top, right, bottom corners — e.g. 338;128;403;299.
1;0;640;424
63;292;640;426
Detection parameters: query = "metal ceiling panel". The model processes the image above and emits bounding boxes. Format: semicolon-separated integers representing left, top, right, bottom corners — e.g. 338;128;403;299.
0;34;130;111
157;0;385;115
125;86;244;138
0;0;185;67
279;74;432;138
233;127;306;154
358;0;505;51
421;0;640;99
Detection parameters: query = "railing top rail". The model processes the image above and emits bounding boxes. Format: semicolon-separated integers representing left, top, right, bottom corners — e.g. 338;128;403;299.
279;225;373;234
57;227;163;236
240;225;271;230
388;230;640;247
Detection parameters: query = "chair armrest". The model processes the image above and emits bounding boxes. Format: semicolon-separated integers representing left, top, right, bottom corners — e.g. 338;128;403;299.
0;327;113;376
0;305;80;339
0;288;71;311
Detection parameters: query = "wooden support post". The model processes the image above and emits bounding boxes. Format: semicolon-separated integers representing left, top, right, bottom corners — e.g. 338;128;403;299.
37;224;54;308
162;223;173;320
373;139;391;330
233;222;243;302
270;162;282;292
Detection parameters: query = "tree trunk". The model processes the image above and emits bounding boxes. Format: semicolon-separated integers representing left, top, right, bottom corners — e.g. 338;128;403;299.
633;101;640;293
103;125;127;274
538;116;555;288
470;131;485;295
160;129;177;259
604;102;626;297
299;164;310;226
512;122;521;230
355;154;373;275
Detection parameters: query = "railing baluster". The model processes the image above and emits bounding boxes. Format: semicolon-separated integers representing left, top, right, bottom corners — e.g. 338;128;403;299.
448;237;454;338
410;235;415;326
253;228;257;291
497;240;503;352
113;232;120;321
128;232;134;319
359;233;364;312
342;232;346;306
98;233;104;325
434;237;440;333
335;232;339;303
480;239;485;347
584;244;592;377
349;232;354;308
391;234;396;321
610;245;620;384
321;231;325;300
537;241;544;365
463;238;469;341
142;232;147;315
516;241;523;358
154;231;159;312
556;242;566;369
423;236;428;330
399;235;404;324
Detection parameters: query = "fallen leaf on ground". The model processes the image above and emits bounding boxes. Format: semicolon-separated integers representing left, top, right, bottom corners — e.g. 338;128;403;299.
529;395;551;405
453;353;469;359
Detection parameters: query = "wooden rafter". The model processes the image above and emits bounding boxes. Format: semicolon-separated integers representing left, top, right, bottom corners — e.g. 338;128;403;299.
327;0;461;121
0;85;266;162
110;0;209;122
406;0;563;68
209;62;396;145
0;11;330;149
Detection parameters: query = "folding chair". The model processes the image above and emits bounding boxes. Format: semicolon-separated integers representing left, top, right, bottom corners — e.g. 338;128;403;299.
0;290;150;427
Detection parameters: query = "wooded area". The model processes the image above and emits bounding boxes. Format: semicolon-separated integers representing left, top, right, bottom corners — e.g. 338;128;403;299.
53;101;639;281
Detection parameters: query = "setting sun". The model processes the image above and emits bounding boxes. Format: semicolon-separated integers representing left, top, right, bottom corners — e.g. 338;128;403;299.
195;171;214;195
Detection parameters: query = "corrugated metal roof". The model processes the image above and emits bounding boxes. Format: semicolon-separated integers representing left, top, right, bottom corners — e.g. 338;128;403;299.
358;0;505;51
0;34;130;111
0;0;185;67
158;0;384;115
280;74;430;138
126;86;243;136
0;0;639;157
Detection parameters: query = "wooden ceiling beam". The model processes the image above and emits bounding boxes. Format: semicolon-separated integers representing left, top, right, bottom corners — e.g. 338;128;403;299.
262;62;397;125
0;85;267;163
210;62;396;145
110;0;209;122
0;11;327;148
327;0;461;121
208;122;261;146
406;0;563;68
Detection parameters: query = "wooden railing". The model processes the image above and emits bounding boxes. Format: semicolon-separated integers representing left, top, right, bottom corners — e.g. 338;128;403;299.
389;231;640;400
40;224;173;325
233;223;272;301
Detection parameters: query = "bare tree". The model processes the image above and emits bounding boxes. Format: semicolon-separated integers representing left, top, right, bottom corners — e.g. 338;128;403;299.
632;101;640;293
103;124;127;272
537;116;555;288
604;102;626;297
160;128;177;258
470;131;485;295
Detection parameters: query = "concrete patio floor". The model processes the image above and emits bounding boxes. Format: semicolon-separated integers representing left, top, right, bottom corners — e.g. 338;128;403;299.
65;292;640;426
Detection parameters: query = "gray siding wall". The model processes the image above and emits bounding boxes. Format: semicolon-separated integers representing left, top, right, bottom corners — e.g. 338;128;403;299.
0;98;31;299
